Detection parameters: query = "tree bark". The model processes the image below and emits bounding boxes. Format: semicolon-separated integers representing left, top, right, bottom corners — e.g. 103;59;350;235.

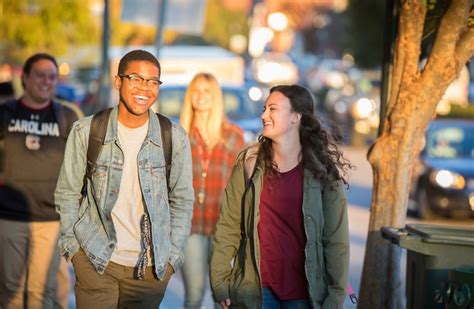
358;0;473;308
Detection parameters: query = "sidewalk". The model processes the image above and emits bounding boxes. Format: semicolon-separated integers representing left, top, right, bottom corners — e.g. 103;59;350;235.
67;146;378;308
159;203;376;309
66;202;387;308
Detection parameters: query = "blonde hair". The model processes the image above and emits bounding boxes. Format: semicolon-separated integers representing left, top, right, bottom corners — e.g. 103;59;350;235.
180;73;225;147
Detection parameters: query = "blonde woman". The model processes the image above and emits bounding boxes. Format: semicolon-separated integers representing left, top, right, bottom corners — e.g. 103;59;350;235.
180;73;245;308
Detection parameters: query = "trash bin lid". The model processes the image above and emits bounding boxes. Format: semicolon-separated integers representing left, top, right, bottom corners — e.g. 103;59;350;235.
405;224;474;247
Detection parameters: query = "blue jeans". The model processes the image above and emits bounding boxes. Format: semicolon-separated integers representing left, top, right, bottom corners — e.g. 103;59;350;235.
181;234;218;309
262;287;311;309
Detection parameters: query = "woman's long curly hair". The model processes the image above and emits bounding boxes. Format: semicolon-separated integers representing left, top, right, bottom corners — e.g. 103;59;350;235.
258;85;353;186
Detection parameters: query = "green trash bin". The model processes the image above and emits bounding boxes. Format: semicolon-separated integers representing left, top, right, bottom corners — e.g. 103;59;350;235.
381;224;474;309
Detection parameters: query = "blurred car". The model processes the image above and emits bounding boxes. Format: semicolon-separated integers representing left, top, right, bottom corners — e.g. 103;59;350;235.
323;76;380;145
152;84;262;143
408;119;474;219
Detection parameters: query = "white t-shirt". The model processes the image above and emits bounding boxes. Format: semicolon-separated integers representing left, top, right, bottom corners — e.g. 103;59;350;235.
110;120;149;267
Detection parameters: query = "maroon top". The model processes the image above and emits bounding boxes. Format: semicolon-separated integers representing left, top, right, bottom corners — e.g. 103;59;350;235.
258;164;309;300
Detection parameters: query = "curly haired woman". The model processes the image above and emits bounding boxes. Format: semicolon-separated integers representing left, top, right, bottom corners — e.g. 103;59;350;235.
210;84;352;309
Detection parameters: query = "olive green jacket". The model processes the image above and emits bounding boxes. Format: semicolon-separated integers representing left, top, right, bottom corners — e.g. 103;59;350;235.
210;145;350;309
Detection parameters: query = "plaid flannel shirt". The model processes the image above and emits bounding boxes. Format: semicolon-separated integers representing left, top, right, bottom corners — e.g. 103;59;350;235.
190;123;245;235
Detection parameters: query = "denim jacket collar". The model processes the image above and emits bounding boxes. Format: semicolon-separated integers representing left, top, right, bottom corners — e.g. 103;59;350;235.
104;106;162;146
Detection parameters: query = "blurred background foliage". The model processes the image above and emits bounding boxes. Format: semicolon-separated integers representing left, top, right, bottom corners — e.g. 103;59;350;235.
0;0;250;65
1;0;387;68
1;0;100;64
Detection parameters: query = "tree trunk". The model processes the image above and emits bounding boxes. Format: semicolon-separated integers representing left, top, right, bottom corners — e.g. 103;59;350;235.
357;0;473;307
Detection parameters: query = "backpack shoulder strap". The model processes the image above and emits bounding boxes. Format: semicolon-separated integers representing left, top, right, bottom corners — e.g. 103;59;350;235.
82;108;111;196
54;100;83;139
86;108;112;179
52;101;68;140
156;113;172;187
0;101;17;176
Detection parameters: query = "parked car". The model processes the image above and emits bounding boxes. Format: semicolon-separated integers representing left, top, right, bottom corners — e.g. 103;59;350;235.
152;84;262;143
408;118;474;219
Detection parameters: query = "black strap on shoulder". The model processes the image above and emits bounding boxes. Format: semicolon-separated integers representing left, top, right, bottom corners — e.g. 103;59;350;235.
0;101;16;175
87;108;112;177
53;102;68;140
53;101;81;139
237;155;258;271
157;113;172;185
0;104;8;175
82;109;172;196
240;153;258;240
82;108;112;196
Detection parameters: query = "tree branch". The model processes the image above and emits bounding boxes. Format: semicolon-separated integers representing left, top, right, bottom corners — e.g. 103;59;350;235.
422;0;471;77
455;27;474;67
386;0;426;120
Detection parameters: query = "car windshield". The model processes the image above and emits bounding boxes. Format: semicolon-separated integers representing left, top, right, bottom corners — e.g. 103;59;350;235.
156;87;260;120
426;124;474;159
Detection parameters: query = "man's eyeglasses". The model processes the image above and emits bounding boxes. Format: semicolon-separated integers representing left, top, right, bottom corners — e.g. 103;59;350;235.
119;74;163;88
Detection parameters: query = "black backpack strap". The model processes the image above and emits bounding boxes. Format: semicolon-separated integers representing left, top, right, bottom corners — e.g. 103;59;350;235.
53;102;68;140
0;104;8;176
82;108;112;196
0;101;16;176
53;101;82;139
157;113;172;187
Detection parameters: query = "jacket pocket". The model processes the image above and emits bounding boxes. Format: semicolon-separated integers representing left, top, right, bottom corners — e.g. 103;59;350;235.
74;214;97;248
90;163;108;201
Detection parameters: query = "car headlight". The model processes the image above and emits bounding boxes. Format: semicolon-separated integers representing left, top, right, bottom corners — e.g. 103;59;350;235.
429;169;465;189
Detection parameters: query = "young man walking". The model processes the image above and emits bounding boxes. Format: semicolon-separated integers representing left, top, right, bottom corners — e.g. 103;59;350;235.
0;53;81;308
55;49;194;308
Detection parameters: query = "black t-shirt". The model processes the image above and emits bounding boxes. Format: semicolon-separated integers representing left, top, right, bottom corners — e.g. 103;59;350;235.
0;100;77;221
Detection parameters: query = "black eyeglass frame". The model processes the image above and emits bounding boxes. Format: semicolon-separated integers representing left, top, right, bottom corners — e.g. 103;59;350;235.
118;73;163;87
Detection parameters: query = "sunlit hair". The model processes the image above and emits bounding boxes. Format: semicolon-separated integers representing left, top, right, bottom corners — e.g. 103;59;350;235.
180;73;225;147
258;84;353;186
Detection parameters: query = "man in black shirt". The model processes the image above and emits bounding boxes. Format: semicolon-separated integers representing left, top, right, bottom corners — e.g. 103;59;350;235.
0;53;81;308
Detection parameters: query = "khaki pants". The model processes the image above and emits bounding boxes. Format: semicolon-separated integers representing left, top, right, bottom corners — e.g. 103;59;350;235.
72;250;173;309
0;219;61;309
55;257;70;309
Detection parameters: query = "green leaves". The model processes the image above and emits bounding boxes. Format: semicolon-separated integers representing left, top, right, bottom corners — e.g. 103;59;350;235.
1;0;99;64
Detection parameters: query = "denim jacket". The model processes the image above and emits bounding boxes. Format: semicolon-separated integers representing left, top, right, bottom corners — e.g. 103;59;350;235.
55;107;194;279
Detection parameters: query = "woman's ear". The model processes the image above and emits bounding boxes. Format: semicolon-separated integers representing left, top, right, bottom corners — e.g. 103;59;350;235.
292;113;302;124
